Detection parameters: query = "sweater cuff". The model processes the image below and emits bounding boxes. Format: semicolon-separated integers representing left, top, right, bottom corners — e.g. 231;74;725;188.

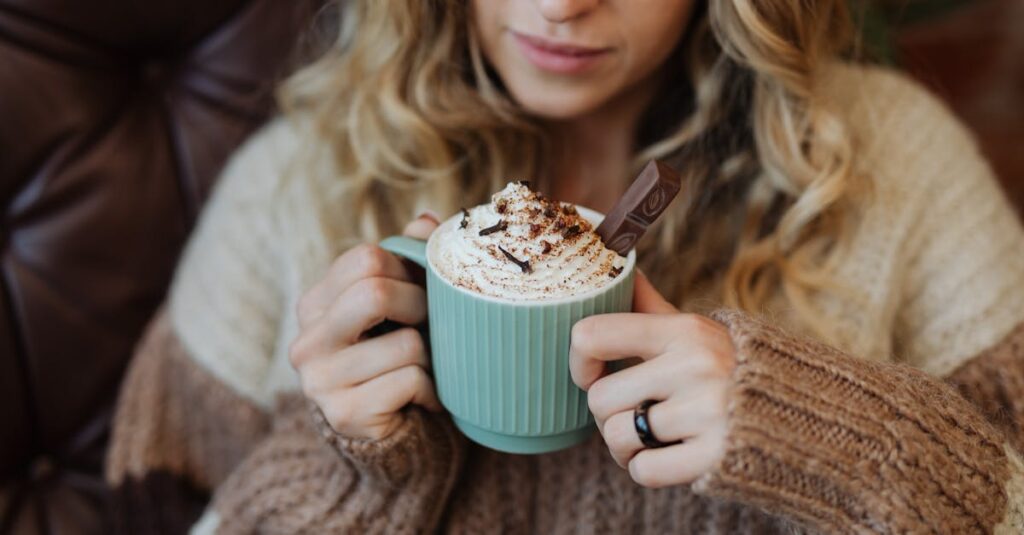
695;309;1014;534
310;403;463;489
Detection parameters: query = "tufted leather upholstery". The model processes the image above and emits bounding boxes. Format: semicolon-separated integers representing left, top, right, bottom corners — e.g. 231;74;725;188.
0;0;322;532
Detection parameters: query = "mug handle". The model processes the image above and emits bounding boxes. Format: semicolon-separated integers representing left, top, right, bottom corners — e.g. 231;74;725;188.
368;236;430;340
379;236;428;268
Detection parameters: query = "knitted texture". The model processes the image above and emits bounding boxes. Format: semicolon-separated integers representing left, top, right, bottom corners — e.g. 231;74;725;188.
778;64;1024;367
948;323;1024;451
110;312;1024;534
107;310;270;489
167;119;296;408
105;64;1024;532
211;398;464;534
207;389;809;535
106;310;271;534
698;310;1020;534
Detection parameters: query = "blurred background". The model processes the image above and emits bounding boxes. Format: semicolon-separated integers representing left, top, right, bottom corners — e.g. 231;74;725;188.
0;0;1021;533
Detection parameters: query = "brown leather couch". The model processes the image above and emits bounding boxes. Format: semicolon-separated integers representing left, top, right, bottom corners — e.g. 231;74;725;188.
0;0;322;532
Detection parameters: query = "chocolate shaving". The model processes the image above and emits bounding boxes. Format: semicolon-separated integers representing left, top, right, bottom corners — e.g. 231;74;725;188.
496;200;508;214
544;207;557;218
562;204;578;215
479;220;508;236
608;266;624;278
554;219;566;230
562;225;582;239
541;240;553;254
498;246;531;273
460;208;469;229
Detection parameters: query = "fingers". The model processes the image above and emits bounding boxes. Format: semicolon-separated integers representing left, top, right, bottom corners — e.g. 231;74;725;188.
628;425;727;488
316;364;442;439
586;352;725;423
294;213;445;441
569;314;679;391
298;327;429;393
601;410;645;468
291;278;427;365
586;358;678;426
601;395;723;468
403;211;441;240
570;312;734;392
298;244;411;328
336;277;427;342
298;212;439;329
632;270;678;314
353;364;443;414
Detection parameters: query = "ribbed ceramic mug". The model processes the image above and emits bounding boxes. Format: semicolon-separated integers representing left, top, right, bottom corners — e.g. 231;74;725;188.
379;207;636;454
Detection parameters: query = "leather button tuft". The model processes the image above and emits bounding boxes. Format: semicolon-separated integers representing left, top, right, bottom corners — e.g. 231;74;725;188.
141;61;170;84
30;456;55;481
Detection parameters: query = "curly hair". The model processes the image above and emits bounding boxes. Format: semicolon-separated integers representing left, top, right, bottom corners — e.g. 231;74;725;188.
278;0;862;341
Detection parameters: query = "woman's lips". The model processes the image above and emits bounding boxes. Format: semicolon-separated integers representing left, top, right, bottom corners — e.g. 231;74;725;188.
511;32;611;74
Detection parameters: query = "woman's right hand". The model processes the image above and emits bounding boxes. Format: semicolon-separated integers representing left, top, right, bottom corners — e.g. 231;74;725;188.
289;214;443;441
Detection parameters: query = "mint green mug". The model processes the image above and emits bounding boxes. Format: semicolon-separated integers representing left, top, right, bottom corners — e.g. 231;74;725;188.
379;207;635;454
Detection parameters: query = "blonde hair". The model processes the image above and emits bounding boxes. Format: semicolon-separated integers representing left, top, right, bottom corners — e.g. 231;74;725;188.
279;0;861;340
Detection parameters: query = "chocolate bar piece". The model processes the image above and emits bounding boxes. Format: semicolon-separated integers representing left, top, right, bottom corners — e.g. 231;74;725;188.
596;160;682;256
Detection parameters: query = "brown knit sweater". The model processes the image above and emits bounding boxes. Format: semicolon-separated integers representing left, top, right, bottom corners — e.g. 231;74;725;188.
105;64;1024;533
107;310;1024;534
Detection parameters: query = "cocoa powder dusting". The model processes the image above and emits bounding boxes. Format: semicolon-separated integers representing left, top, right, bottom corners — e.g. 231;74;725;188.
440;180;627;300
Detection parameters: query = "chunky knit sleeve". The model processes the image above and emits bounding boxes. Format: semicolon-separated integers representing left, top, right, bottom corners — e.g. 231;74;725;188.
206;397;465;534
694;310;1024;534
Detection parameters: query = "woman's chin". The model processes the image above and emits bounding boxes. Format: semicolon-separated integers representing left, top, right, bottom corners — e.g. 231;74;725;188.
510;88;608;121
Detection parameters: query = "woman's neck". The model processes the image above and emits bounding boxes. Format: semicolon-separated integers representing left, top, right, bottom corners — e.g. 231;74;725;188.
546;75;661;213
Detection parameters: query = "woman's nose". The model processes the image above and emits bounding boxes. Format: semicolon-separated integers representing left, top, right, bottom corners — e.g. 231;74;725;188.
535;0;600;23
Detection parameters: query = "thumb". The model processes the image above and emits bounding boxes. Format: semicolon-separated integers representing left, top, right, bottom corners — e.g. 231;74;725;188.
395;211;441;286
402;210;441;240
632;270;677;314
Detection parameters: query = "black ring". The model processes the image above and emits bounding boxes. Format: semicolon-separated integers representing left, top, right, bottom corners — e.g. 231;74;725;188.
634;399;672;449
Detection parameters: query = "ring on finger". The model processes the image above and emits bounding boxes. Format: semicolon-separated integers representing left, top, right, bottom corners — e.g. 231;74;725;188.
634;399;682;449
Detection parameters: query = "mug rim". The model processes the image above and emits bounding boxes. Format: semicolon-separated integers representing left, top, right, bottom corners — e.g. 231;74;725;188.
424;206;637;307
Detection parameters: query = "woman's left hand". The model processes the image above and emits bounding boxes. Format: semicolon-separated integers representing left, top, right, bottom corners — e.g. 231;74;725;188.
569;272;737;488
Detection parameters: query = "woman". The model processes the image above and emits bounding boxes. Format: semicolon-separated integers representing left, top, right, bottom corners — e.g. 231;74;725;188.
107;0;1024;533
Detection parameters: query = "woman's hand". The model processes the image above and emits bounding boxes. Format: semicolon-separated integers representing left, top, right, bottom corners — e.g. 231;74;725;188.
289;214;444;441
569;273;737;488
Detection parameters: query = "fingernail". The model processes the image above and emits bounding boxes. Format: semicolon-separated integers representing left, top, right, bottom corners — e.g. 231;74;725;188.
416;210;441;224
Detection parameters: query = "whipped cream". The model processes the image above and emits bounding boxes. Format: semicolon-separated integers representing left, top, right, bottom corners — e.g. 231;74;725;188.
431;182;628;301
